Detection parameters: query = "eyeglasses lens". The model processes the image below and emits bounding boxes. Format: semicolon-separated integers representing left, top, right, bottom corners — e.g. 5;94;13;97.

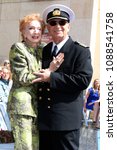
48;20;67;26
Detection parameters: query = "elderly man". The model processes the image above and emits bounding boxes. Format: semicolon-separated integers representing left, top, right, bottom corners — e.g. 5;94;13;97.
33;4;93;150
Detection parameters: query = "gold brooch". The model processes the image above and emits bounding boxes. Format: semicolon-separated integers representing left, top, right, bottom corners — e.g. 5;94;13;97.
53;9;61;16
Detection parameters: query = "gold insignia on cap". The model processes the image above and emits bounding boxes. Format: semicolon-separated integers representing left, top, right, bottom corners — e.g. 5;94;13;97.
53;9;61;16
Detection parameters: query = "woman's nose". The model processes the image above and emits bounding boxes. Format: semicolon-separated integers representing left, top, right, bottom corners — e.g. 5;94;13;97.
34;28;41;33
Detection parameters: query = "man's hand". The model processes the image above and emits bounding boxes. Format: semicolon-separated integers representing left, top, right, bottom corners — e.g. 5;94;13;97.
49;53;64;72
32;53;64;83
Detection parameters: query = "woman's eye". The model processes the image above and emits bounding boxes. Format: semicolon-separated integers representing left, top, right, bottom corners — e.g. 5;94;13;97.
29;27;41;31
29;27;34;30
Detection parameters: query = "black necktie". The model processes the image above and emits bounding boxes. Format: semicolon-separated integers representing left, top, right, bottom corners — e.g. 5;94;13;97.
52;45;57;57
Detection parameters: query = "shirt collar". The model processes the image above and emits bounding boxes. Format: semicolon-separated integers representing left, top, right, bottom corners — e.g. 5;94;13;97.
52;36;69;53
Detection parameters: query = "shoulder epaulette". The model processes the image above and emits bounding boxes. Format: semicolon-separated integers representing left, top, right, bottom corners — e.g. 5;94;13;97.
74;41;89;48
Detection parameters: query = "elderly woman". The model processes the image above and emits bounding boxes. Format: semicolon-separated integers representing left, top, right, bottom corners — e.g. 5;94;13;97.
7;13;64;150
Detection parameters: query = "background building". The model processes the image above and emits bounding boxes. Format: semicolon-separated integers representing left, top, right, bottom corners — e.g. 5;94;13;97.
0;0;100;81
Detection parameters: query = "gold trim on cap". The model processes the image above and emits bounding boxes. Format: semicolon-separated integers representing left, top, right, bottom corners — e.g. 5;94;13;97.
53;9;61;16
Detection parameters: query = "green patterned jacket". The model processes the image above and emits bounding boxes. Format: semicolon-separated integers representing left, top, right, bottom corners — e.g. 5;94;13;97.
7;42;44;117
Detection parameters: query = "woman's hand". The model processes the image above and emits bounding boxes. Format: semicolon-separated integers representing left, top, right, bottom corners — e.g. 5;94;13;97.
32;69;51;83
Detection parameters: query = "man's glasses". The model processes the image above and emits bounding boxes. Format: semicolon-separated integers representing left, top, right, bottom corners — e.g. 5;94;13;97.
48;20;68;26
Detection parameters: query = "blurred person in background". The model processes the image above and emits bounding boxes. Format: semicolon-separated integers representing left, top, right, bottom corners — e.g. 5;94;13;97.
3;59;10;69
0;66;3;79
0;66;12;111
93;84;100;129
83;79;100;128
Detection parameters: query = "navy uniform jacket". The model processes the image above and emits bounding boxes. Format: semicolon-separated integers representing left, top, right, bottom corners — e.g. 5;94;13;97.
38;37;93;131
